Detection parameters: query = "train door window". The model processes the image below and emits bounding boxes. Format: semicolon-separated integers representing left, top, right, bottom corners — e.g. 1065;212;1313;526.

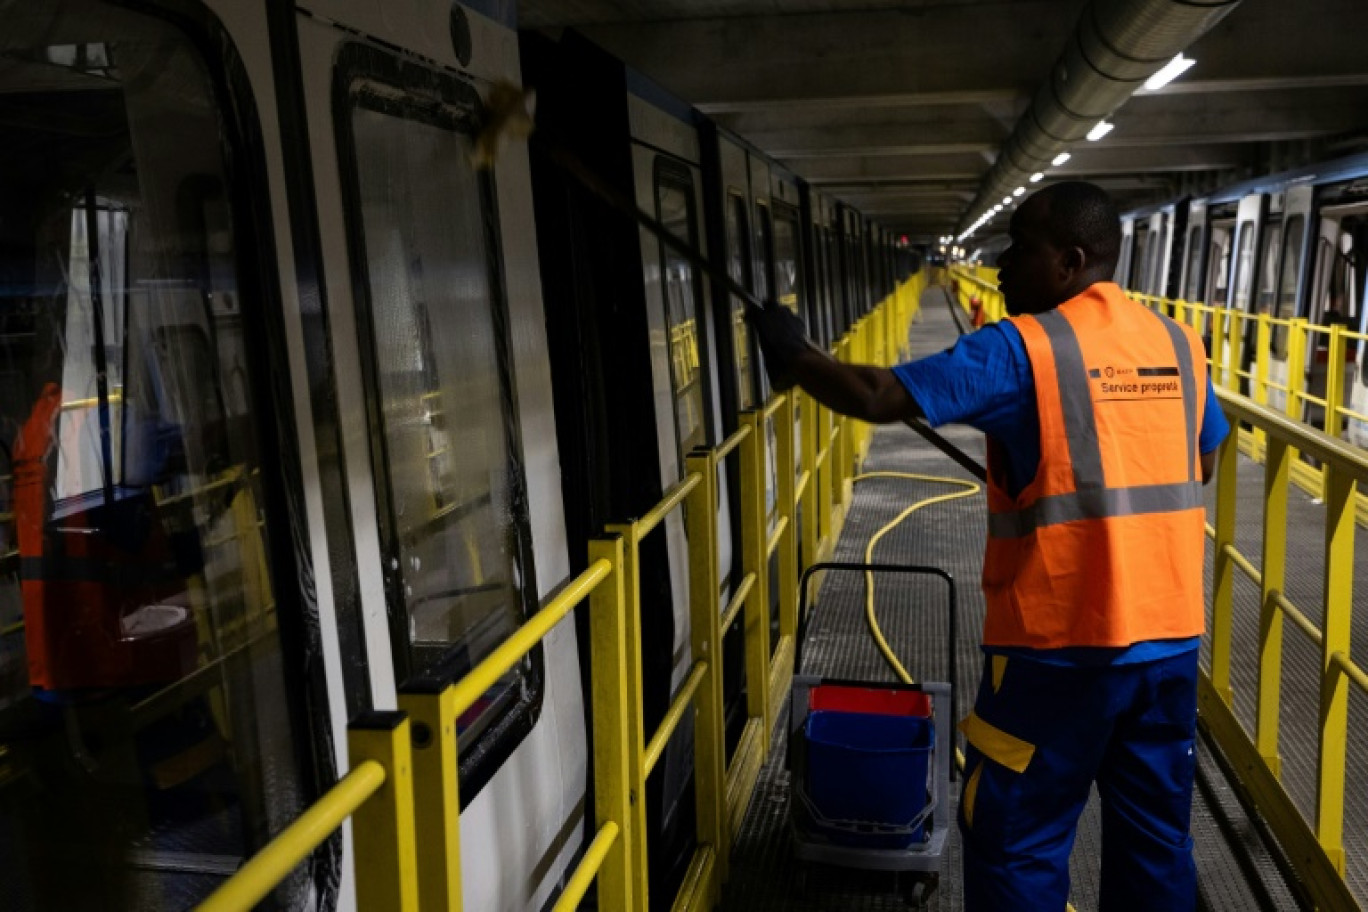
725;192;756;411
1131;226;1150;291
1231;220;1258;311
1272;216;1305;358
773;207;802;315
1183;226;1204;301
755;202;775;305
1207;224;1233;307
1257;222;1282;313
654;160;708;461
0;6;320;908
336;49;540;765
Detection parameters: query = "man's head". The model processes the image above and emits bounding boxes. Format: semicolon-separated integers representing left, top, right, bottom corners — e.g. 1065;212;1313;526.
995;181;1122;315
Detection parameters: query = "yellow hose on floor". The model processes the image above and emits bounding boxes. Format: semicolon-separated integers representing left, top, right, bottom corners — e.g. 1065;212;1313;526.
852;469;1081;912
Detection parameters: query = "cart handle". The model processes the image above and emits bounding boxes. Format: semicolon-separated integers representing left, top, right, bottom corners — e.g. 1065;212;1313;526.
796;561;958;732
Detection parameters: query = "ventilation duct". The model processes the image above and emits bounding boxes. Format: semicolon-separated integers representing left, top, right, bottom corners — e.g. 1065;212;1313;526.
958;0;1245;234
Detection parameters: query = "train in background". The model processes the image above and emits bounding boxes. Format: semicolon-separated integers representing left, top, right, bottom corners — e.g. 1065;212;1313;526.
0;3;911;910
1115;154;1368;443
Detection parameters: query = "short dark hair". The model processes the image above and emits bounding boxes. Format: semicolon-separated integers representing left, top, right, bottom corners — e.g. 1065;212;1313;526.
1034;181;1122;272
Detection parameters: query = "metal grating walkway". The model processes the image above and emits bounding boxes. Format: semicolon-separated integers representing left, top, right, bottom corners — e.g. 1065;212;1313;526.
722;286;1306;912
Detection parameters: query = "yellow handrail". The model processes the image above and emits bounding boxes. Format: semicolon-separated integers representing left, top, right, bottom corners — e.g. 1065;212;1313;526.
553;822;620;912
449;559;612;715
199;762;387;912
643;661;708;776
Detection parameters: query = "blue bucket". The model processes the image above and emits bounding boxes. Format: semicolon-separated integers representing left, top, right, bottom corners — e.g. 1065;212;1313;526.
804;710;934;844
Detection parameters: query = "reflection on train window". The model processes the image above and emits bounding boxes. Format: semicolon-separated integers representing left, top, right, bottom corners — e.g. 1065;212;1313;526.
1207;225;1232;307
1231;220;1257;311
726;192;755;411
773;208;802;315
655;160;707;461
756;202;774;304
1131;227;1150;291
342;70;536;748
0;6;315;908
1272;216;1305;358
1257;223;1282;312
1183;226;1204;301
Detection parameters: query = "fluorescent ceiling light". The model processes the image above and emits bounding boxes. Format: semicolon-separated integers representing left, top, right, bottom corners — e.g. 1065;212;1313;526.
1144;54;1196;92
1052;152;1071;166
1002;196;1012;205
1030;172;1045;183
1014;187;1026;196
1086;120;1114;141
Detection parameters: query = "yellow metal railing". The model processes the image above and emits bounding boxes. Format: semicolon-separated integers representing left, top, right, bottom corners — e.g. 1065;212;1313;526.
949;265;1006;325
1203;388;1368;911
196;273;925;912
1139;292;1368;524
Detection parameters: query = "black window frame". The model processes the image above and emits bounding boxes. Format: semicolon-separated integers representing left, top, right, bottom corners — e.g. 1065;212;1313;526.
331;41;543;805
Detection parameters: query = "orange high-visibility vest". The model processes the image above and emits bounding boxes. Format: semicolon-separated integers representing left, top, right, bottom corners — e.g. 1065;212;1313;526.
982;282;1208;649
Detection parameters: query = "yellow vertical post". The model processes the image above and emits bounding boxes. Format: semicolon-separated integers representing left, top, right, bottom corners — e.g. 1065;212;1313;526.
1288;319;1308;424
739;411;773;738
817;403;834;560
1256;437;1289;778
1225;309;1241;392
1210;431;1239;705
397;686;462;911
684;449;727;889
587;534;635;912
1210;309;1227;388
799;391;820;576
1254;315;1271;451
1317;464;1355;874
1323;323;1347;499
348;714;420;912
602;521;649;908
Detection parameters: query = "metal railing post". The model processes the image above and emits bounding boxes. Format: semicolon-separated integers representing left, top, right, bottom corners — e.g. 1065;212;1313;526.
1288;319;1308;461
772;393;799;724
684;449;727;890
397;686;462;910
586;534;635;912
1225;308;1242;392
1317;464;1355;874
817;403;835;560
1210;432;1239;705
601;521;649;907
348;714;420;912
1256;437;1290;777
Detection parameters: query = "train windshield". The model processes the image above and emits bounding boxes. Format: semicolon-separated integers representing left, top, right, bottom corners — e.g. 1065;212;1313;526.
0;4;317;908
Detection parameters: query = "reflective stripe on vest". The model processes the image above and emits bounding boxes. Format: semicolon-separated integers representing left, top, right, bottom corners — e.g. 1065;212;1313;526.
988;306;1202;540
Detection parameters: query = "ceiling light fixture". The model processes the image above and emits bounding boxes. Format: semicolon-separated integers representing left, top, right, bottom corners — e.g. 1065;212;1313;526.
1144;53;1196;92
1014;187;1026;196
1052;152;1071;166
1030;172;1045;183
1086;120;1114;141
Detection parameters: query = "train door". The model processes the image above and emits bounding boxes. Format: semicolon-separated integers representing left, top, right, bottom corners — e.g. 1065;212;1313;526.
704;130;761;761
292;4;583;909
1310;201;1368;444
627;88;741;900
0;2;350;908
771;175;808;555
1266;186;1313;411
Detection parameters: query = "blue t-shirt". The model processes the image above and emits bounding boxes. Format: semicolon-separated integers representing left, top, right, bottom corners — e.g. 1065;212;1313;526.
891;319;1230;667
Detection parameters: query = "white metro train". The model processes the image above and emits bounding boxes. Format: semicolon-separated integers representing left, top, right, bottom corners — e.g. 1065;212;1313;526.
0;2;910;910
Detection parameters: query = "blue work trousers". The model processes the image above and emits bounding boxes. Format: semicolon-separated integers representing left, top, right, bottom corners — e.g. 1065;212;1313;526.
957;649;1199;911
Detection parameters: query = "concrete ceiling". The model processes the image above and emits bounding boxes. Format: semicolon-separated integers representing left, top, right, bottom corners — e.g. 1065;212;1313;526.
517;0;1368;245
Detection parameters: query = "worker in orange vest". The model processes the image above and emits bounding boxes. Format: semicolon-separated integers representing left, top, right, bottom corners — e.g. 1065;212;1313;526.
749;181;1228;911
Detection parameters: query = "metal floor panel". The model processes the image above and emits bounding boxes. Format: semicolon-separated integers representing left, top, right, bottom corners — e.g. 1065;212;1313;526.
723;288;1303;912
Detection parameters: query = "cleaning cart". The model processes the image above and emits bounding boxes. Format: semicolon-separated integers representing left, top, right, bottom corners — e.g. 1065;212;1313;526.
787;561;959;908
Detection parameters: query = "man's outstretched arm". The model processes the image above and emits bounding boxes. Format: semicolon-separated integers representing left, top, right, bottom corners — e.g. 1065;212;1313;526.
787;347;924;425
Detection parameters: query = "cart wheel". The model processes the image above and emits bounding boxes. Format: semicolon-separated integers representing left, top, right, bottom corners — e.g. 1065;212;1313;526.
903;873;938;910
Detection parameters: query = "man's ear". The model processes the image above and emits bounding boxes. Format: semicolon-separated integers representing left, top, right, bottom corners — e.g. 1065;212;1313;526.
1060;245;1087;276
